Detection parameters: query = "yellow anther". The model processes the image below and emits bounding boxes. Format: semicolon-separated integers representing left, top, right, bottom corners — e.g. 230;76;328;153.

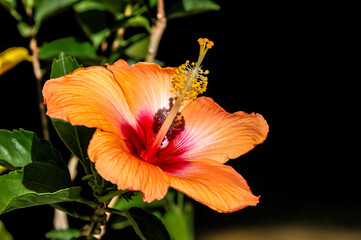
206;41;214;49
198;38;205;46
198;38;214;49
171;38;213;104
171;60;209;102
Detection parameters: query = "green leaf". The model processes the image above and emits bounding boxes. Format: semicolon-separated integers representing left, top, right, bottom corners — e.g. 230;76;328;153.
149;0;157;8
167;0;220;19
74;0;126;20
22;162;73;193
34;0;79;25
0;129;32;170
0;220;13;240
0;129;67;172
126;207;170;240
0;0;16;8
39;37;97;61
182;0;220;12
50;52;82;78
125;36;150;59
163;202;194;240
0;129;83;214
22;0;35;14
51;201;93;221
45;229;80;240
17;21;32;38
0;170;82;214
124;15;151;33
50;118;95;164
73;4;112;48
0;0;22;21
87;28;111;50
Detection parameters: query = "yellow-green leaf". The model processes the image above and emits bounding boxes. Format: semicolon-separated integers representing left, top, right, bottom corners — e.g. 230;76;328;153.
0;47;32;75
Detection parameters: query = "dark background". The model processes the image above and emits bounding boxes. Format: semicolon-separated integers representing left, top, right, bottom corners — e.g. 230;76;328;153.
0;1;358;239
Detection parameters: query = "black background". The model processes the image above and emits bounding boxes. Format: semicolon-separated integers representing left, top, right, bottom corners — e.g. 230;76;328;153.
0;1;358;239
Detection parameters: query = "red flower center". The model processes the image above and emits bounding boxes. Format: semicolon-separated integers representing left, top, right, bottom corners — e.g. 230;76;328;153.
122;102;190;175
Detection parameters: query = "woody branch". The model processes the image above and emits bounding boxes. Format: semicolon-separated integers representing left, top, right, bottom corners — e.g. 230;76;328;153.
146;0;167;62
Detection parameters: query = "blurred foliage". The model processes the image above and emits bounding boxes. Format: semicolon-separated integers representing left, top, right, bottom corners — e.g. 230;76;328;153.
45;229;81;240
0;220;13;240
0;0;220;72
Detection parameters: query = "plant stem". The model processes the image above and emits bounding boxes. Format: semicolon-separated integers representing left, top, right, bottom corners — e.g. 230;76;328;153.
87;218;101;239
29;37;50;140
145;0;166;62
93;196;119;239
177;191;184;211
105;207;126;216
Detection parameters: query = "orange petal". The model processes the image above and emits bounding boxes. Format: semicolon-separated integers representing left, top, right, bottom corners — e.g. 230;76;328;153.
168;159;259;213
107;60;182;147
43;66;139;135
174;97;269;163
107;60;176;118
88;129;170;202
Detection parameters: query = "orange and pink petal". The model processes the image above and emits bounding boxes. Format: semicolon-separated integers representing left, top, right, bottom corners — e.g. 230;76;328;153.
107;60;192;147
167;97;268;163
43;66;139;136
88;129;170;202
107;60;176;119
168;159;259;213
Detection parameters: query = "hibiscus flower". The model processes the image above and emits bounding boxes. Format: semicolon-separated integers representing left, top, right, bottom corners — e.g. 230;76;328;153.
43;39;269;213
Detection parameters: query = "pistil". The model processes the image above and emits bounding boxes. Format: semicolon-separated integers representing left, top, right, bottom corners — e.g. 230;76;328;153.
141;38;214;162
